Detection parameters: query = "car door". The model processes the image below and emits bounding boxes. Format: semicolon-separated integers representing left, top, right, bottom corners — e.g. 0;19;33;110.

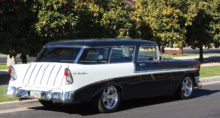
135;45;171;98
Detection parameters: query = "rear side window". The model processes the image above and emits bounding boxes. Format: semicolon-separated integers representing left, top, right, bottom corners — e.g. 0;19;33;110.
110;47;134;63
138;46;157;62
78;48;111;64
36;47;80;63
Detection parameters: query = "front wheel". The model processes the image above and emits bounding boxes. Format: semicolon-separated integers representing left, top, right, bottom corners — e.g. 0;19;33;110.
179;76;194;99
92;85;120;113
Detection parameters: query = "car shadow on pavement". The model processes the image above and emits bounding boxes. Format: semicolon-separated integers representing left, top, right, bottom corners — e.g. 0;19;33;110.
28;88;220;116
193;88;220;98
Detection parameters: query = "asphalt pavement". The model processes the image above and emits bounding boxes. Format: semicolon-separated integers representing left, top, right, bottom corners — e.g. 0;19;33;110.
0;83;220;118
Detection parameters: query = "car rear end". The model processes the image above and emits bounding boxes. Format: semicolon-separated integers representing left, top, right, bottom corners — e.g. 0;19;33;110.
6;46;82;103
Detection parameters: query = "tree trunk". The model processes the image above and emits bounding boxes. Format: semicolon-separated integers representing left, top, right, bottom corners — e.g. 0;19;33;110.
199;45;204;62
20;54;27;63
7;55;16;67
179;47;183;56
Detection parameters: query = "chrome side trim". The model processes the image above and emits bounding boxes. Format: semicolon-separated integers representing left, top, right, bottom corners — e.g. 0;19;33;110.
135;68;198;75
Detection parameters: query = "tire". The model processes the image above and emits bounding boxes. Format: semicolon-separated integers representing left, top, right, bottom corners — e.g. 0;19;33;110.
39;100;62;108
92;86;120;113
178;76;194;99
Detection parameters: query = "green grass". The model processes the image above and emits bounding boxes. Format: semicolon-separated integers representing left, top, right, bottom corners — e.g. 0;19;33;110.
0;62;31;70
162;53;220;59
0;63;8;70
0;86;18;102
200;66;220;78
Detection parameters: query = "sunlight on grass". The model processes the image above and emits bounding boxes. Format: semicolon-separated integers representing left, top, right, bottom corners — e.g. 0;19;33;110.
200;66;220;78
0;86;18;102
0;63;8;70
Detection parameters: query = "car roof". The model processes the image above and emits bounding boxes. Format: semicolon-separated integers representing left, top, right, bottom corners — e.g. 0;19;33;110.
45;39;157;47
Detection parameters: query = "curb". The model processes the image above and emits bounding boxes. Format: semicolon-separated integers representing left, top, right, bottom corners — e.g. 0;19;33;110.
200;76;220;83
0;76;219;111
0;99;41;111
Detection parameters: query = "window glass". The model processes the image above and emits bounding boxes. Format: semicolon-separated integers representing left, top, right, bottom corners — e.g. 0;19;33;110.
36;47;80;63
138;46;157;62
78;48;110;64
110;47;134;63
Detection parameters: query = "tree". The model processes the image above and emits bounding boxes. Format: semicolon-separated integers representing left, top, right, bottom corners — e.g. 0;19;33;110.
185;0;220;62
0;0;44;64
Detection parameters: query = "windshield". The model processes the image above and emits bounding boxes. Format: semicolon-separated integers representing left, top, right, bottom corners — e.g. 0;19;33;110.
36;47;81;63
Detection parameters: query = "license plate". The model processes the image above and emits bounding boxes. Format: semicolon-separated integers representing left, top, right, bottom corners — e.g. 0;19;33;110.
30;91;41;99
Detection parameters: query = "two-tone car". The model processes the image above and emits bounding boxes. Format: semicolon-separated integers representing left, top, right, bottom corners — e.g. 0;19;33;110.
6;39;202;112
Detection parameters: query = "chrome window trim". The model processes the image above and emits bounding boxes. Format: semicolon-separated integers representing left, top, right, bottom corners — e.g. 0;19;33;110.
74;47;85;63
156;46;161;62
108;48;113;63
76;46;135;64
109;46;135;64
45;45;83;48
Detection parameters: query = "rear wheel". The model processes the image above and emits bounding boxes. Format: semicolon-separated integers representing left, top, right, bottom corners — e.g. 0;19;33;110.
179;76;194;99
92;86;120;113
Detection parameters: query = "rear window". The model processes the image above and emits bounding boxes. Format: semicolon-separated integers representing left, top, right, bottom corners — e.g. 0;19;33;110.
36;47;80;63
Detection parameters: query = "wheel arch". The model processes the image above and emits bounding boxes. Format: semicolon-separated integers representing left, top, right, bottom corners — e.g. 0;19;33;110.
174;72;195;92
91;83;123;101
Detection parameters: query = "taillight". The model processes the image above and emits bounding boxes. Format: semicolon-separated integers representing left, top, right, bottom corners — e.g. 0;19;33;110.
64;68;73;85
8;66;17;81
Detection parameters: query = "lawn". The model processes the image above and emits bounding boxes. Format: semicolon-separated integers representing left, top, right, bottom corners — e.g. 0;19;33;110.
0;86;18;102
200;66;220;78
0;63;8;70
162;53;219;59
0;62;28;70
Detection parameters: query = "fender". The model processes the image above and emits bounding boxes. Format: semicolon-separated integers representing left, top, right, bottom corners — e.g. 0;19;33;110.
92;83;123;99
73;81;123;103
173;72;195;93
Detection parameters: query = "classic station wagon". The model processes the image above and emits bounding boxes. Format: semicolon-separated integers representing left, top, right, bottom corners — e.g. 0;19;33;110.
6;39;202;112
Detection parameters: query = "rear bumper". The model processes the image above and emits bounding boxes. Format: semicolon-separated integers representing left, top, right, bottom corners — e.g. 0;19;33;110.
195;76;202;88
6;86;74;103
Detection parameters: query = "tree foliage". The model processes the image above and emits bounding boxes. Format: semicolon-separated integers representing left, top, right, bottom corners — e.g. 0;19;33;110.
0;0;219;62
0;0;45;58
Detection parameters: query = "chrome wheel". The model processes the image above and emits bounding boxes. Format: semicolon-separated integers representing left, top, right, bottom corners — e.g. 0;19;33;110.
182;77;193;97
102;86;119;110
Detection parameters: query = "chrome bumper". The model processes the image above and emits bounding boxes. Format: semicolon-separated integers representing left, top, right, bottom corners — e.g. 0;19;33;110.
6;86;74;103
195;76;202;88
